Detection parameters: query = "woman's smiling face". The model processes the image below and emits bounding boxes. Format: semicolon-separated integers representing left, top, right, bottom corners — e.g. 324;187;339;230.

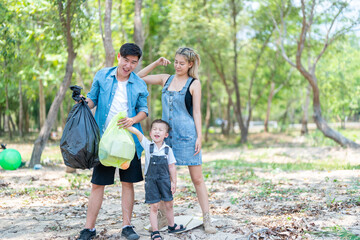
174;54;193;76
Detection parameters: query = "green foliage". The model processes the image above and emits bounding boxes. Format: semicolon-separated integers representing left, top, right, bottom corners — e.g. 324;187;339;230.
318;37;360;122
311;225;360;240
1;0;360;142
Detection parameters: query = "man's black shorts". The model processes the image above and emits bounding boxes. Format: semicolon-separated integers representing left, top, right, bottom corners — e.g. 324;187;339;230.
91;153;143;185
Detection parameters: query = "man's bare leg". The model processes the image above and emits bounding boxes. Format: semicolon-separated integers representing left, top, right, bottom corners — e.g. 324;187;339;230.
84;184;105;229
121;181;134;226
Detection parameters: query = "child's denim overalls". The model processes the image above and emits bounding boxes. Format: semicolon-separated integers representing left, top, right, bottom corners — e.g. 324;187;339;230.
162;75;202;165
145;143;173;203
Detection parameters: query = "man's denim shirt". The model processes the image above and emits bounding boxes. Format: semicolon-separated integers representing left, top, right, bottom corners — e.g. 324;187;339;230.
87;67;149;158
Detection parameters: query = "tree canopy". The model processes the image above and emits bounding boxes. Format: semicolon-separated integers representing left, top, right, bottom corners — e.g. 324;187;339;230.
1;0;360;148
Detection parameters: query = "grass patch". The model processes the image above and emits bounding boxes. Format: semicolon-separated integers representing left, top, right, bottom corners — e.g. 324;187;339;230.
306;130;340;147
310;225;360;240
65;173;91;190
202;128;360;149
202;134;242;151
203;158;358;202
247;181;312;201
0;186;61;199
204;159;360;172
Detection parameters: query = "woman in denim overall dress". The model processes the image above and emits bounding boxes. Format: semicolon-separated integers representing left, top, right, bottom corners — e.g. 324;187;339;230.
138;47;217;234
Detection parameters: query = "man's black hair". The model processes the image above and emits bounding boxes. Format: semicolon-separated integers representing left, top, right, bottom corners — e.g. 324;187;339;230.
151;119;171;133
119;43;142;59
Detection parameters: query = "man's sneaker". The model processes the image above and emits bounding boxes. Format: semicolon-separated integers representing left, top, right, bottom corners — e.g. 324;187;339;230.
77;229;96;240
121;226;140;240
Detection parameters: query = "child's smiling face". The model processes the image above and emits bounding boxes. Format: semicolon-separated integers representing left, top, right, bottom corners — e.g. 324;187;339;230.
150;122;169;144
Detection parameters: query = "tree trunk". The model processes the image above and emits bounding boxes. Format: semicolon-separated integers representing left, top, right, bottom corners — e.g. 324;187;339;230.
19;79;24;137
311;79;358;147
264;82;275;132
30;53;76;167
25;100;30;134
280;103;290;132
223;96;231;136
60;101;65;131
0;112;2;133
5;84;12;140
293;1;359;148
1;113;4;134
133;0;144;72
9;115;17;133
39;78;46;128
99;0;115;67
204;69;212;142
145;42;153;132
76;66;87;92
230;0;247;143
340;107;346;129
301;83;310;135
296;66;359;147
118;0;128;43
30;0;78;167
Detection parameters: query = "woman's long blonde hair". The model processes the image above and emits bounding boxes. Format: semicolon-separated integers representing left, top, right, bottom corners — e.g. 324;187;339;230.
175;47;201;79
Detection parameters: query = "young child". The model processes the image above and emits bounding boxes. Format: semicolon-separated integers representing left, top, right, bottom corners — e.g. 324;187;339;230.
126;119;185;240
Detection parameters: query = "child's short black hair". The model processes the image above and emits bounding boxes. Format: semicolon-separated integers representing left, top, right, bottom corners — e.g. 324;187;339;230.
150;119;171;133
119;43;142;59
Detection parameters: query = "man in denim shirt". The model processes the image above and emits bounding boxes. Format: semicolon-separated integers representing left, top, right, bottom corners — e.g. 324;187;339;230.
77;43;148;240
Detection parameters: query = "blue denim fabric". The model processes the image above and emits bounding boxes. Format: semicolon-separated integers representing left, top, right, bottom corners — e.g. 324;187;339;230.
87;67;148;158
145;149;173;203
162;75;202;165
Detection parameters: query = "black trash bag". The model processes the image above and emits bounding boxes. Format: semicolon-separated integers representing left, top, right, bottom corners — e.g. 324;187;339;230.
60;85;100;169
70;85;83;102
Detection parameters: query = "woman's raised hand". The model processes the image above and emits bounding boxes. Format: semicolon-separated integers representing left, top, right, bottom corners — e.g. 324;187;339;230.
156;57;171;66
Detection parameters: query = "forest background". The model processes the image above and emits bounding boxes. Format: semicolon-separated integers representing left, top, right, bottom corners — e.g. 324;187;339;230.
1;1;360;239
1;0;360;159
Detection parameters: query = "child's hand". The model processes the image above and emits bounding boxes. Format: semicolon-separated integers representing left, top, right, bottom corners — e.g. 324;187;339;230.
126;126;135;131
117;117;134;128
171;181;176;194
123;125;143;142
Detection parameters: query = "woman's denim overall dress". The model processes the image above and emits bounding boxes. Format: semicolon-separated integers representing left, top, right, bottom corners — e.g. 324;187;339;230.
145;143;173;203
162;75;202;165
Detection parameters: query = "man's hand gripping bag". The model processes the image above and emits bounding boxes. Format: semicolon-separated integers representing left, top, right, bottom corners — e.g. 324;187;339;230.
60;86;100;169
99;112;135;170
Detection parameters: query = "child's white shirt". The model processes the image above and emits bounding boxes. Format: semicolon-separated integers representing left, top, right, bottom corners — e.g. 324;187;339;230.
140;137;176;175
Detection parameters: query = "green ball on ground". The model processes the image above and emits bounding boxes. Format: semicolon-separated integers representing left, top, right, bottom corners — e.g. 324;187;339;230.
0;149;22;170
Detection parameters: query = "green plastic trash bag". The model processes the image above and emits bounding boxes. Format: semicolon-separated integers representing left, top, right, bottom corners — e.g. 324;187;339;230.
99;111;135;169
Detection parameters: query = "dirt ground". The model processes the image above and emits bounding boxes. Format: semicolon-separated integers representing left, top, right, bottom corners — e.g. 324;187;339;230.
0;133;360;240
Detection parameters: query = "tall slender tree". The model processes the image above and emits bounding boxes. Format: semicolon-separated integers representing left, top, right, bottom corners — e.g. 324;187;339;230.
99;0;115;67
134;0;144;72
30;0;90;167
272;0;360;148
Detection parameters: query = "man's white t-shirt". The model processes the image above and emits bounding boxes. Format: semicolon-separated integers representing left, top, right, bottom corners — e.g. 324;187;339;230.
140;137;176;175
104;80;129;129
